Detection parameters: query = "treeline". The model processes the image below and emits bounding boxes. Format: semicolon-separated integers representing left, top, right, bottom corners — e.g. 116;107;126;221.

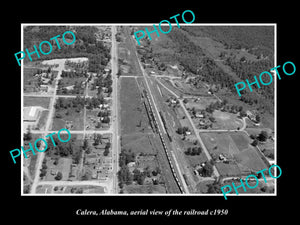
23;26;111;73
55;96;106;111
182;26;274;58
118;149;136;187
167;29;205;74
61;70;88;78
191;57;237;92
224;57;274;101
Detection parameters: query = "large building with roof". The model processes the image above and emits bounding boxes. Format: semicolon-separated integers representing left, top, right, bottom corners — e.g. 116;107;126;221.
23;106;41;122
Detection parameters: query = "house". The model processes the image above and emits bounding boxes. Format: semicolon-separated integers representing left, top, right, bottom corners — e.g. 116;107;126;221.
40;85;48;92
127;162;136;167
65;85;74;91
185;131;191;135
195;113;204;118
219;154;226;161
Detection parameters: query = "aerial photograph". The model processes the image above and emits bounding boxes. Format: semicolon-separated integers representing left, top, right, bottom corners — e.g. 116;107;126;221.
22;24;275;195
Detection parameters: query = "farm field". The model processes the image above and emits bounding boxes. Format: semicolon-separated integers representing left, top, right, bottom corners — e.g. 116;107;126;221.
200;132;268;176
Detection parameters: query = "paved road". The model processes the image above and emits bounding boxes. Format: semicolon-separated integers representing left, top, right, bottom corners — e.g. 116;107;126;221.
30;129;113;134
30;60;65;194
111;25;120;194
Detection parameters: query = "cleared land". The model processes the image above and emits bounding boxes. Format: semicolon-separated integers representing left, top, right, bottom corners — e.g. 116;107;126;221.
200;132;268;176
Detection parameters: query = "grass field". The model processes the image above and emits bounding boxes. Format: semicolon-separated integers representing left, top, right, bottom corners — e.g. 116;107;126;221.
118;27;143;76
200;132;268;176
24;68;40;92
64;185;105;194
121;133;156;155
185;96;218;111
125;184;166;194
24;96;51;109
45;157;72;181
120;77;151;135
212;110;243;130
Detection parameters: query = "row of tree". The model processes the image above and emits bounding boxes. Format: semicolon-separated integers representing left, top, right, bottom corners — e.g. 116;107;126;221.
185;147;202;156
55;96;107;111
118;149;136;187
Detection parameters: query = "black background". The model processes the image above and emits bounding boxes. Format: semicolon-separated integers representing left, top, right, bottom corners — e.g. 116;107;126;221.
2;3;298;223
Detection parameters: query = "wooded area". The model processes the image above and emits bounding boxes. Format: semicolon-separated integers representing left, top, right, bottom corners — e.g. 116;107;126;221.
23;26;111;73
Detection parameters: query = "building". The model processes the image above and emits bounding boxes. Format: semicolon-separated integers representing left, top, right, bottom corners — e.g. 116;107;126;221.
40;85;48;92
246;110;256;121
195;113;204;118
23;106;41;122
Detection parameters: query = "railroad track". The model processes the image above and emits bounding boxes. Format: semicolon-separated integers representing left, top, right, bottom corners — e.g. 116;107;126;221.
143;89;184;193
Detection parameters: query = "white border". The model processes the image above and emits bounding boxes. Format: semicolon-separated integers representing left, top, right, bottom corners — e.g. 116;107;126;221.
21;23;277;197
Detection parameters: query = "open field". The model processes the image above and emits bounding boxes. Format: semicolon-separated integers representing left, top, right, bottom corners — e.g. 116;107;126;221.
185;96;218;111
120;77;151;135
44;158;72;181
124;184;166;194
212;110;243;130
117;27;143;77
121;133;157;155
24;96;51;109
24;68;42;93
200;132;268;176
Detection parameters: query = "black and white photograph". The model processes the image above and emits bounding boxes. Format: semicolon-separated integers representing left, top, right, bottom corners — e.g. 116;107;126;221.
3;4;297;223
20;24;276;197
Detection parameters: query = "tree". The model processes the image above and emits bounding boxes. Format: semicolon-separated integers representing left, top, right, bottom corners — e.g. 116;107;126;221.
255;114;261;123
206;180;222;193
202;161;214;177
118;165;133;185
102;116;110;124
177;127;184;135
240;110;247;117
83;138;89;150
103;146;110;156
185;147;192;155
251;139;258;146
258;131;268;142
24;127;32;141
55;171;63;180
